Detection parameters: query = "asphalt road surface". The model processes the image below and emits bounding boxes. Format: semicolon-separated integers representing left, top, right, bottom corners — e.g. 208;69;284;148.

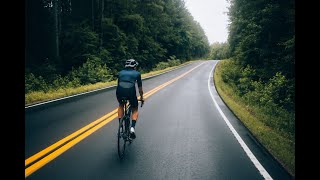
25;60;293;180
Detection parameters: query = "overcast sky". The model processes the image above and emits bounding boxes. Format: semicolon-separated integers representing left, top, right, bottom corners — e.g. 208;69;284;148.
184;0;230;45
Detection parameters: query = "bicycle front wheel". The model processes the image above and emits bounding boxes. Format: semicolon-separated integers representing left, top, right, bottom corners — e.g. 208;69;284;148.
117;117;127;159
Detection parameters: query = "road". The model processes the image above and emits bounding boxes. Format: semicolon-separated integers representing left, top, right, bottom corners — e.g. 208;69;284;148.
25;60;293;179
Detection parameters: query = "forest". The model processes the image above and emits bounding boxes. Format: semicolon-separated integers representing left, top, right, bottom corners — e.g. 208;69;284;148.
227;0;295;122
25;0;210;93
213;0;295;174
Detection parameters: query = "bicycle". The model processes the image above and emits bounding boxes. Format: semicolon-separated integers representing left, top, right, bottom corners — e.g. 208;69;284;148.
117;98;144;159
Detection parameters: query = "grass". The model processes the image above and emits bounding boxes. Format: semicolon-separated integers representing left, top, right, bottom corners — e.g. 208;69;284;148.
213;60;295;177
25;60;196;106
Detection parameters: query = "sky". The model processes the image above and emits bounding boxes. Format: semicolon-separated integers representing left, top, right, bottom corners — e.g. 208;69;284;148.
184;0;231;45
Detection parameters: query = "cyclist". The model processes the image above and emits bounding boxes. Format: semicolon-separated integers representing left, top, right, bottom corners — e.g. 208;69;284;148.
116;59;144;139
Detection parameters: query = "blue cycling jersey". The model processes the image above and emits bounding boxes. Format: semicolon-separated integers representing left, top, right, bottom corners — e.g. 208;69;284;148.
117;68;142;88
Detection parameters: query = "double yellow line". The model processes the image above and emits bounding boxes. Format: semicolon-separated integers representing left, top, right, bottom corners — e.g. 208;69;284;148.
25;62;205;177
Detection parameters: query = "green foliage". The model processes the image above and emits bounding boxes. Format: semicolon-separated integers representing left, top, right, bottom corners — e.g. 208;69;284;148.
210;42;230;60
152;55;181;71
220;60;241;86
221;60;294;111
25;73;49;93
60;23;99;71
220;60;294;139
26;0;211;93
118;14;144;34
52;75;69;89
226;0;295;136
228;0;295;80
73;56;113;84
215;60;295;176
167;55;181;67
101;18;127;59
25;56;113;93
153;61;170;71
238;65;256;95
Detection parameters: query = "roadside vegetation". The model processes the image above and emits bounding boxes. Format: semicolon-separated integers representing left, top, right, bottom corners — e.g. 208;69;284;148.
210;0;295;176
214;60;294;176
26;0;210;105
25;58;194;106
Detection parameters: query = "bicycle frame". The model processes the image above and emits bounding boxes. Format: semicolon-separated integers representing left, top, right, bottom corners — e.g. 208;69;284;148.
124;102;132;120
123;101;132;134
117;99;144;159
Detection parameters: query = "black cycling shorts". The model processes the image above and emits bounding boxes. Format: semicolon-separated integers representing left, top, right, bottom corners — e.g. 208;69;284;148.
116;86;138;108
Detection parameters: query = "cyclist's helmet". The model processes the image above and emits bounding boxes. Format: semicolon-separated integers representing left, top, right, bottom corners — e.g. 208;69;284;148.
125;59;139;68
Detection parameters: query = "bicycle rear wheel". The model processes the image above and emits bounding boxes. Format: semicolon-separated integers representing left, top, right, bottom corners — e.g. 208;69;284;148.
117;117;127;159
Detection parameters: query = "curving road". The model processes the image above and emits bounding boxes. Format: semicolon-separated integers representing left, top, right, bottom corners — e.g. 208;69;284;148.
25;60;293;180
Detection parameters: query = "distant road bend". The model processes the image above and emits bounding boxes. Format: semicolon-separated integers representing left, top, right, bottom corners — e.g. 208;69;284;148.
25;60;293;179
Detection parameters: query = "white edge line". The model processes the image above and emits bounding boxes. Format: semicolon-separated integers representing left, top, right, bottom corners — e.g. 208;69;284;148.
207;61;273;180
25;62;195;109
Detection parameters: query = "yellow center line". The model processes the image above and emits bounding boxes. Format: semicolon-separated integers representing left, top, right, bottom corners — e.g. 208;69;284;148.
25;81;162;167
25;62;205;178
25;109;117;167
25;113;119;177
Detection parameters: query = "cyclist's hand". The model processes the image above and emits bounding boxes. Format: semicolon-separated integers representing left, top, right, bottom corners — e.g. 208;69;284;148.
139;98;144;107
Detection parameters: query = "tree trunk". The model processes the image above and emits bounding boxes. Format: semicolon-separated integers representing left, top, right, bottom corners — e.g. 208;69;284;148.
100;0;104;50
92;0;95;31
53;0;59;59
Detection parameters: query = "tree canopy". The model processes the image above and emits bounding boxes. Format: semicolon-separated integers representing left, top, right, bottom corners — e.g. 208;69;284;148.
25;0;211;80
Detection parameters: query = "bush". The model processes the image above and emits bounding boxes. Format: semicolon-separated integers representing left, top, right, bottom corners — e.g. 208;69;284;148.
153;61;170;71
52;75;69;89
220;60;241;87
25;73;49;93
219;60;295;138
25;55;114;95
73;56;113;84
167;55;181;66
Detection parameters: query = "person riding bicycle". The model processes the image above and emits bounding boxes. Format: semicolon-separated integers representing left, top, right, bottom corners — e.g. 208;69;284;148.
116;59;144;139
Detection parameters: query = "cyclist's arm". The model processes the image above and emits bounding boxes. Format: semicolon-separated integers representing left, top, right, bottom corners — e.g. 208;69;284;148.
116;72;120;85
137;73;143;100
138;86;143;100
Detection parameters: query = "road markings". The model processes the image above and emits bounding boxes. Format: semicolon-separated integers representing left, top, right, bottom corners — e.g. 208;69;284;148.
25;109;118;167
207;61;273;180
25;62;205;177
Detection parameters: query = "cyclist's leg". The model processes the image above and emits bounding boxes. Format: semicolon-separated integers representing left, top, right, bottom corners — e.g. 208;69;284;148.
131;107;138;123
118;104;125;120
129;88;139;124
116;87;126;121
128;88;138;139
